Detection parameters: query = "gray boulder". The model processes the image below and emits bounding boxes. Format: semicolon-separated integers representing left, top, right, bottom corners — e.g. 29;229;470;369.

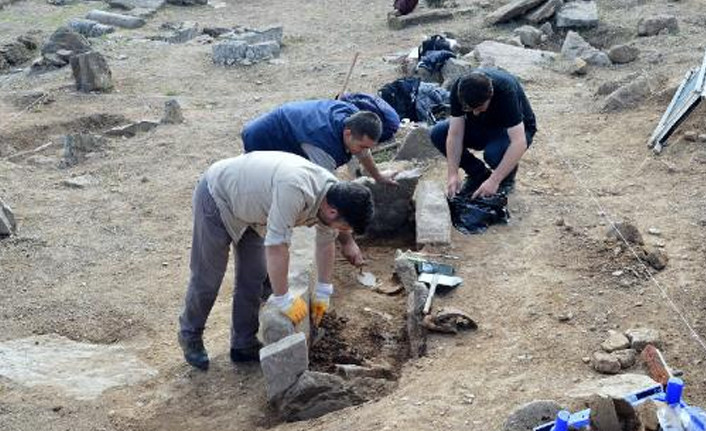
503;400;563;431
0;198;17;238
601;331;630;353
68;18;115;38
70;51;113;93
591;351;621;374
440;57;475;89
556;0;598;29
278;371;364;421
394;126;440;161
85;10;145;29
625;328;660;351
41;27;91;57
485;0;546;25
608;44;639;64
161;99;184;124
613;349;637;369
526;0;562;24
638;15;678;37
602;76;652;112
561;31;611;66
513;25;544;48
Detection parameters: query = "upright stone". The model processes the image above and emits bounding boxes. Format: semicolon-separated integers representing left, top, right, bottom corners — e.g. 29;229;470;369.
259;332;308;402
0;198;17;238
394;126;439;161
60;134;105;168
525;0;562;24
387;9;453;30
407;282;428;358
161;99;184;124
484;0;545;25
70;51;113;93
555;0;598;29
86;10;146;29
394;250;419;294
415;181;451;246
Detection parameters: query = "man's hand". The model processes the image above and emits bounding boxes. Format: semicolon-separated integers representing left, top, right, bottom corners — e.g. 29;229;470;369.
312;283;333;326
340;238;364;266
446;172;462;198
374;170;399;186
471;176;500;199
267;291;308;325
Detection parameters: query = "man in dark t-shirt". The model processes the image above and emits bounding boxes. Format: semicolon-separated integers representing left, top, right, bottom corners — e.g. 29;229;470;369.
430;67;536;198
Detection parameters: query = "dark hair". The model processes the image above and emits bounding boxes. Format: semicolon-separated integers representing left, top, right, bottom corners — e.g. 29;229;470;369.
458;72;493;109
344;111;382;142
325;182;374;235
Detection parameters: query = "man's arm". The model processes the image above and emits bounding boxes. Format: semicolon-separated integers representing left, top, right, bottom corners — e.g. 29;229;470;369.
357;151;397;185
266;244;290;296
446;116;466;197
472;122;527;198
315;233;336;284
337;230;364;267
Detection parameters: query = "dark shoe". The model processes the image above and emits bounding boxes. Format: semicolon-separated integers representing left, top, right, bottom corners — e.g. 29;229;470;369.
498;177;515;196
178;334;209;370
230;341;263;363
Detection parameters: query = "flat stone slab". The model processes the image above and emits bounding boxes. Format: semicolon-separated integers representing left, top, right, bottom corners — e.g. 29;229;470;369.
387;9;453;30
567;374;659;400
485;0;545;25
415;180;451;246
260;332;308;402
472;40;556;81
105;120;159;137
212;40;280;66
86;9;145;29
526;0;562;24
0;334;157;400
556;0;599;29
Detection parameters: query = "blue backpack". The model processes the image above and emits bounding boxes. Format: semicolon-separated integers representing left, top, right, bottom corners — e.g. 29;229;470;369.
339;92;401;142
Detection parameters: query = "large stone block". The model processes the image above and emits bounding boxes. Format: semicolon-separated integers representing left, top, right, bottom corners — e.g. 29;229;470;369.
152;21;200;44
278;371;363;421
212;40;280;66
484;0;545;25
0;198;17;237
415;180;451;246
86;10;146;29
70;51;113;93
567;374;659;400
525;0;562;24
387;9;453;30
440;57;475;89
259;332;308;402
394;126;439;161
556;1;599;29
41;26;91;56
472;40;556;81
68;18;115;38
353;169;421;238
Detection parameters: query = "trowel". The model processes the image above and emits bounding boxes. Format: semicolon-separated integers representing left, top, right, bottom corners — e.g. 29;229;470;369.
356;266;377;287
418;272;463;315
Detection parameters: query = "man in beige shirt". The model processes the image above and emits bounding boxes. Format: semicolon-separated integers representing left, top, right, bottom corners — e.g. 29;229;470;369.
178;151;373;370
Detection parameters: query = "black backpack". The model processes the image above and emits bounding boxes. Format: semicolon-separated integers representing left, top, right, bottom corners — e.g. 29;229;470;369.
378;77;421;122
418;34;452;58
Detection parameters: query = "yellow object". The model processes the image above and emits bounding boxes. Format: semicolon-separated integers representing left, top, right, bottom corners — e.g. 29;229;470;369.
283;296;308;325
312;297;330;327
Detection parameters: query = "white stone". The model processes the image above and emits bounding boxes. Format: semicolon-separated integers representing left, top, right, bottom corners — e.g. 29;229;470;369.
567;374;659;400
259;332;308;402
415;180;451;246
472;41;557;81
556;0;599;29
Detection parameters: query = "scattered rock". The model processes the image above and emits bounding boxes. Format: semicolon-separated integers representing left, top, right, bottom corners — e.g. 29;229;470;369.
86;10;146;29
601;331;630;353
422;307;477;334
683;131;698;142
61;174;98;189
259;332;308;402
388;9;453;30
440;57;475;89
70;51;113;93
161;99;184;124
212;40;280;66
354;169;421;238
640;245;668;270
513;25;544;48
0;198;17;238
608;44;639;64
105;120;159;138
60;134;105;168
561;31;611;67
415;180;451;246
556;0;599;29
570;57;588;75
68;18;116;38
638;15;678;37
503;400;563;431
602;76;653;112
0;40;33;67
625;328;660;351
278;371;364;421
591;351;621;374
394;125;439;161
484;0;545;25
407;282;429;358
605;220;644;245
526;0;562;25
612;349;637;369
151;21;200;43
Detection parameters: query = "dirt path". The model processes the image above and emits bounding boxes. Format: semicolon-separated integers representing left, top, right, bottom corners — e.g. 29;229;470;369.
2;0;706;430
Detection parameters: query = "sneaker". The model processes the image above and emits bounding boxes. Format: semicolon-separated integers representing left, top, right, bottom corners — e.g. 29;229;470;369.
230;341;263;363
178;334;209;370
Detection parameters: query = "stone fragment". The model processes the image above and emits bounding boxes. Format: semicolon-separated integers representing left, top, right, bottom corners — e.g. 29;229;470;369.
152;21;200;43
570;57;588;75
561;31;611;66
684;131;698;142
567;374;659;400
394;126;439;161
259;332;308;402
608;44;639;64
484;0;545;25
638;15;678;37
161;99;184;124
0;198;17;237
588;395;621;431
612;349;636;369
640;246;668;270
539;22;554;37
606;220;644;244
526;0;562;24
105;120;159;137
334;363;394;380
440;58;475;89
624;328;660;351
224;26;283;46
556;0;598;29
70;51;113;93
166;0;206;5
60;134;105;168
387;9;453;30
503;400;563;431
634;399;661;431
472;40;557;81
415;180;451;246
394;250;418;293
353;169;421;238
602;76;652;112
41;27;92;57
514;25;544;48
212;40;280;66
278;371;364;421
407;282;428;358
61;174;98;189
423;307;477;334
259;306;295;345
86;10;146;29
591;351;621;374
68;18;116;38
597;81;621;96
601;330;630;353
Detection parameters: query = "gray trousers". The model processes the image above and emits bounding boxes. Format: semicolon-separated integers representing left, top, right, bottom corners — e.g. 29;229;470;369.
178;178;267;350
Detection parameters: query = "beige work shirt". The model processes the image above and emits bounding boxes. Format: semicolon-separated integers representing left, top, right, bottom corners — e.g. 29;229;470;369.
204;151;338;246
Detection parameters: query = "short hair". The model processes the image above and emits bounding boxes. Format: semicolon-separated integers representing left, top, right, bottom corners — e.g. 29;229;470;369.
325;182;374;235
344;111;382;142
458;72;493;109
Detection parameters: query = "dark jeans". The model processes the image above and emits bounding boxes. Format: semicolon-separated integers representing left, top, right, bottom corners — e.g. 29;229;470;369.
178;178;267;350
430;119;535;182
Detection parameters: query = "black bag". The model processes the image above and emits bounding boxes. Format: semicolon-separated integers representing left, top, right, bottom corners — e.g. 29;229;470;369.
418;34;452;58
448;193;510;235
378;77;421;122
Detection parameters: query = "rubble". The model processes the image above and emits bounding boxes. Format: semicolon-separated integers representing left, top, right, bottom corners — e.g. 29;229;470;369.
70;51;113;93
555;0;599;29
259;332;308;402
67;19;115;38
561;31;611;67
503;400;563;431
86;10;146;29
415;180;451;246
0;198;17;238
638;15;679;37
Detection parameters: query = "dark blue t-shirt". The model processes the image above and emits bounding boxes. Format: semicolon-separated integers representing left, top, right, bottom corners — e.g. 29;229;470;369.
241;100;359;168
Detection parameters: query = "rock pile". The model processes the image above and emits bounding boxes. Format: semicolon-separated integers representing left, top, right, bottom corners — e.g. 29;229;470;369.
212;25;283;66
590;328;660;375
0;33;39;71
31;26;92;73
486;0;598;28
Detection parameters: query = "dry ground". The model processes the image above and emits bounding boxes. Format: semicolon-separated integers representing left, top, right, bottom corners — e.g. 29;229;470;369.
1;0;706;430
